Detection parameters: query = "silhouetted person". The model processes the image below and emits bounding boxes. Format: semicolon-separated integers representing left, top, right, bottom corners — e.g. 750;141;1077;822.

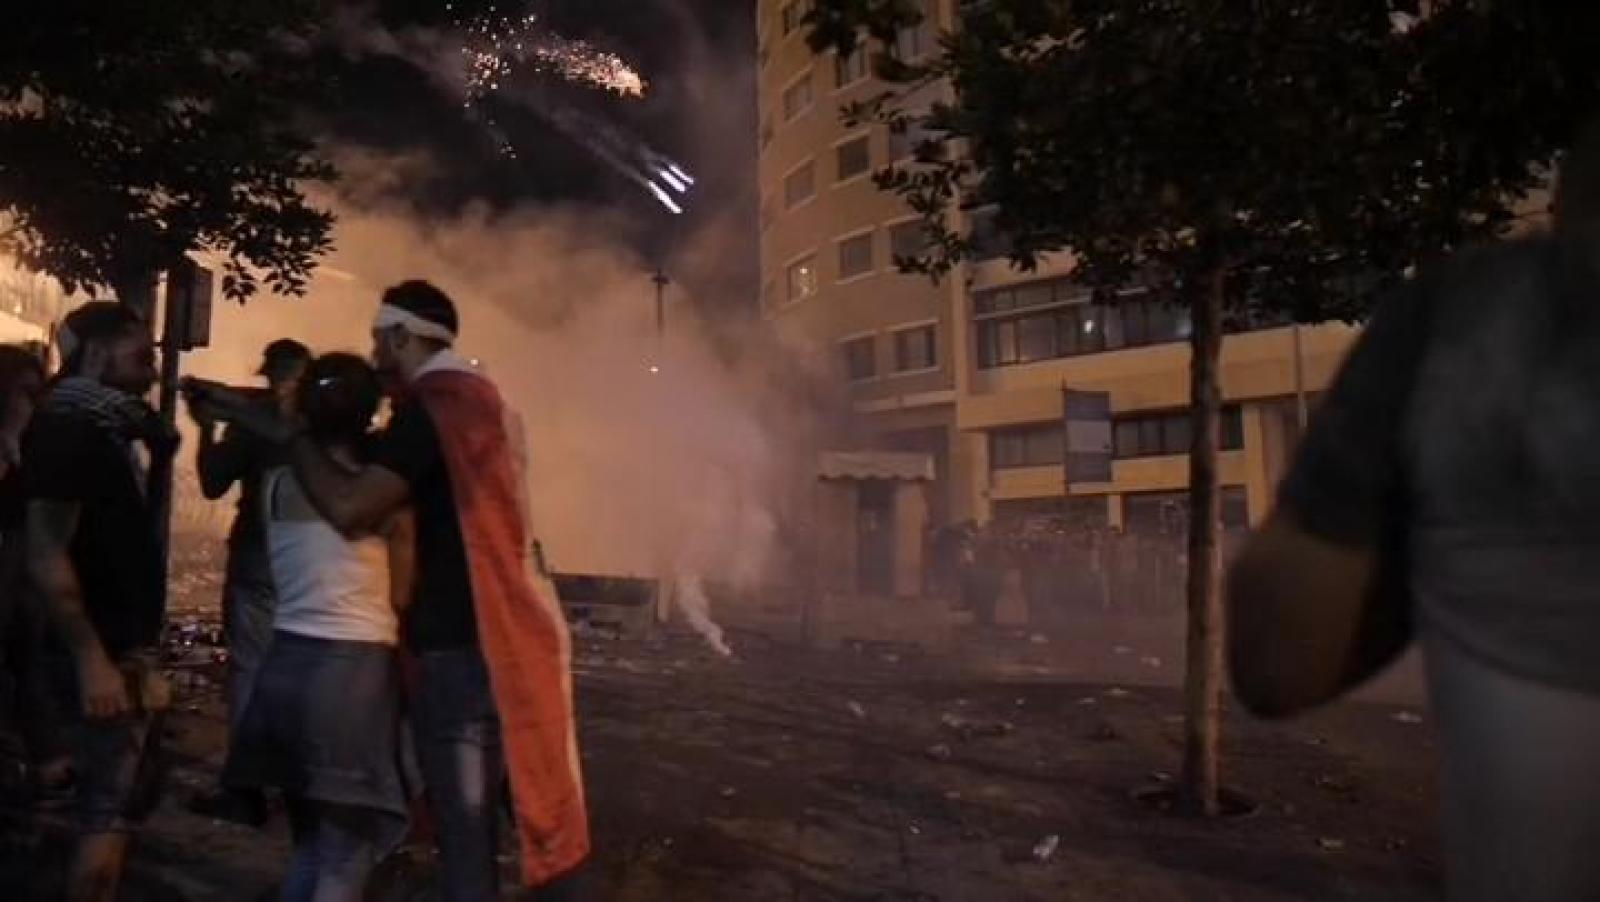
188;337;308;825
23;303;170;902
1229;128;1600;901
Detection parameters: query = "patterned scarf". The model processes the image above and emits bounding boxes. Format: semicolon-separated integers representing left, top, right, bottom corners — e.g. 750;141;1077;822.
44;377;177;491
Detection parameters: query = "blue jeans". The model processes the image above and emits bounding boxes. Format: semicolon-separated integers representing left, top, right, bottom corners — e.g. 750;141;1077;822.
282;798;383;902
414;647;504;902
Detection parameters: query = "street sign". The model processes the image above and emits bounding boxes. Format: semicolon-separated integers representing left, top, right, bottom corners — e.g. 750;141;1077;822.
1063;388;1113;485
174;260;214;350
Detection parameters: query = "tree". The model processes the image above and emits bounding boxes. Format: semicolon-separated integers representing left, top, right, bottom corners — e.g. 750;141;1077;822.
0;0;338;305
809;0;1596;813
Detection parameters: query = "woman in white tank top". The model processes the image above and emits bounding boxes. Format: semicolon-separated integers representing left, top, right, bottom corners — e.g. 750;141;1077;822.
222;353;415;902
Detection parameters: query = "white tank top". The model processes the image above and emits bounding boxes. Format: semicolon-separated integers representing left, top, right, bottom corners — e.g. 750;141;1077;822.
263;466;397;645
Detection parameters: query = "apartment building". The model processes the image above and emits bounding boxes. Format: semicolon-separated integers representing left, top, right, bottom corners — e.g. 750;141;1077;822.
756;0;1359;534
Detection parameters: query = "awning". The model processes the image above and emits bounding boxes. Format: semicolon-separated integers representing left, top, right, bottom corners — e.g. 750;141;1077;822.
817;450;936;482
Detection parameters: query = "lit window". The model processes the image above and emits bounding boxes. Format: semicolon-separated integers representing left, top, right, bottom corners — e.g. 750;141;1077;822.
836;135;871;182
838;231;875;280
786;255;818;303
782;71;814;121
784;161;816;209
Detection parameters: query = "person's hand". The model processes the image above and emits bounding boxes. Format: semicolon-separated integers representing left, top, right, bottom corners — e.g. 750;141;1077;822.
76;652;131;721
182;378;295;443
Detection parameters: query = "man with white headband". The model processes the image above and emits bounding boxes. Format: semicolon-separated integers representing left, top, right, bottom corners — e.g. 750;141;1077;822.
214;281;588;901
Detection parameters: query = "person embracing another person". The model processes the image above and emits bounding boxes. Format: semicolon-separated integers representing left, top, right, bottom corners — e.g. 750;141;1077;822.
199;281;589;901
190;353;415;901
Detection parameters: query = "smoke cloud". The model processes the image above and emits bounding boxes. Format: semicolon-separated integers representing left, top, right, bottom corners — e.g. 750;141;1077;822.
184;148;820;601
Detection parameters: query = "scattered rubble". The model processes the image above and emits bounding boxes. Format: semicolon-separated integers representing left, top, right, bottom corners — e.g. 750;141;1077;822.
1318;837;1347;852
846;701;867;720
926;744;953;762
1032;834;1061;862
1390;711;1423;725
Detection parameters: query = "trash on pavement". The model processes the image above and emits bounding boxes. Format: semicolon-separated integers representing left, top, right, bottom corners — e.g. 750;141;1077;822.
1032;834;1061;862
846;700;867;719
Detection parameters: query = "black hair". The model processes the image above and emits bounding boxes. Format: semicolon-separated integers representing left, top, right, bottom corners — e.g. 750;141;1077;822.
298;353;381;450
382;280;459;340
60;302;145;375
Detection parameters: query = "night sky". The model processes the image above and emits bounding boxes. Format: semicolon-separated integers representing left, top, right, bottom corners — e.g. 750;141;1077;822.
318;0;758;276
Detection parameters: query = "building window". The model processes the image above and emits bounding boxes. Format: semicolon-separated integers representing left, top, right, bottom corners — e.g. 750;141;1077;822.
990;423;1064;470
888;116;938;161
836;134;871;182
842;335;877;381
837;231;875;280
968;207;1012;261
892;324;937;372
780;0;814;36
974;275;1207;369
835;46;868;88
782;71;814;121
888;220;927;262
892;0;936;61
1113;407;1243;459
785;255;818;303
783;161;816;209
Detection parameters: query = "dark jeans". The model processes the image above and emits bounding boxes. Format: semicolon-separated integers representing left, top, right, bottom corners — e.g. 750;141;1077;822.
223;549;276;735
414;647;504;902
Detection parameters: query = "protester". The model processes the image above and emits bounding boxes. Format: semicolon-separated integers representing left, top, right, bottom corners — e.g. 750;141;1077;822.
201;353;414;901
22;302;172;902
0;345;69;790
1228;128;1600;902
189;337;309;825
207;281;589;901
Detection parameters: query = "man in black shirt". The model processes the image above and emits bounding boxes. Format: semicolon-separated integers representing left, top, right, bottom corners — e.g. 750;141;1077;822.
25;302;168;902
189;338;307;824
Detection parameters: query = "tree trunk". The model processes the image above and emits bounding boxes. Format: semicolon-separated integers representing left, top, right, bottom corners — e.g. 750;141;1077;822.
1180;267;1226;816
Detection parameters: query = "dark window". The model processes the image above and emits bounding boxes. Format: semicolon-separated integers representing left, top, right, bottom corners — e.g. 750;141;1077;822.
893;325;937;372
888;117;939;161
990;423;1064;470
782;72;814;121
968;208;1012;261
838;232;874;279
889;220;926;261
836;135;871;181
1113;407;1244;458
892;0;936;60
784;161;815;208
834;47;868;87
843;335;876;381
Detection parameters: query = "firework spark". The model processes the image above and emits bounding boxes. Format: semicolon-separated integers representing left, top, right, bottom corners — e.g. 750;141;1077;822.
459;6;646;102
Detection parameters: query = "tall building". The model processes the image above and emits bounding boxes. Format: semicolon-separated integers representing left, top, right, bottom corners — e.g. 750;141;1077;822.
756;0;1358;535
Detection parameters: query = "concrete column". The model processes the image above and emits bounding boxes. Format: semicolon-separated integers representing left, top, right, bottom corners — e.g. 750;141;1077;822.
892;481;929;598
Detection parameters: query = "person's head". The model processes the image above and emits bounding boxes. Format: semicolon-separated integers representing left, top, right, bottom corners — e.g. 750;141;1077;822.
257;338;311;402
297;353;381;450
0;345;46;432
58;302;156;396
370;280;459;386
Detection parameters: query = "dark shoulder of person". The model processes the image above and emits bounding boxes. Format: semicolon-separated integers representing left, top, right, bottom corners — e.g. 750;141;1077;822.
20;409;111;503
373;400;442;487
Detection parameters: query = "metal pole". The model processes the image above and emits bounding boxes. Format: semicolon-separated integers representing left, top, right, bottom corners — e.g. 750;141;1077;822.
652;269;669;339
150;263;189;569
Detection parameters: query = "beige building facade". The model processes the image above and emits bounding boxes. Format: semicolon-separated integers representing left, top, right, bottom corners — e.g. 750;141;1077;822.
756;0;1358;534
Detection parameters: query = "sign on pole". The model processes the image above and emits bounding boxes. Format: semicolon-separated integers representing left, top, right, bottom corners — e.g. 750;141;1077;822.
179;262;214;350
1062;387;1114;486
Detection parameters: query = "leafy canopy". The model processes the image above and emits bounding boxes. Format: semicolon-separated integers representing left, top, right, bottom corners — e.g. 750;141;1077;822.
0;0;338;301
808;0;1598;321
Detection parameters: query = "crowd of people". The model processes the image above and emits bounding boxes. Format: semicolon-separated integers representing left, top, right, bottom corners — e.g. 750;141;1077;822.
0;282;589;901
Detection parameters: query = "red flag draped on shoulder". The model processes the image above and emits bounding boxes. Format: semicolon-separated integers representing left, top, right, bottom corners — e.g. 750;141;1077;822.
412;356;589;886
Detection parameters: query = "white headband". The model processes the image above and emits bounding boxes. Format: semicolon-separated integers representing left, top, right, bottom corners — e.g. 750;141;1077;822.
373;304;456;345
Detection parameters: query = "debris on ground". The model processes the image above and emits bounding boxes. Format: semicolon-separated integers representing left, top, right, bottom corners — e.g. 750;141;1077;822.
1318;837;1347;852
1149;771;1173;783
926;744;953;762
1390;711;1423;725
1076;697;1099;707
1112;645;1133;655
1029;633;1049;645
1105;687;1130;699
1090;724;1121;742
846;701;867;719
940;713;1015;740
1032;834;1061;862
718;786;738;799
1140;656;1163;669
